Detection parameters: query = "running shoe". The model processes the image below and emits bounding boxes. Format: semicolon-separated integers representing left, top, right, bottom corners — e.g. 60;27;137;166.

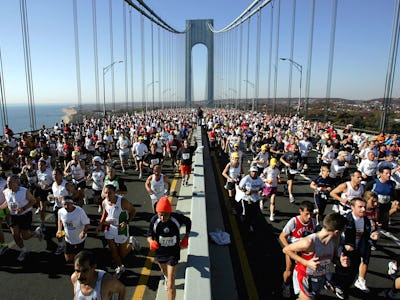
35;226;44;242
163;275;168;291
289;194;295;203
269;213;275;222
17;250;28;262
138;173;142;179
98;205;102;214
354;277;370;293
335;286;345;299
114;265;126;279
324;280;335;292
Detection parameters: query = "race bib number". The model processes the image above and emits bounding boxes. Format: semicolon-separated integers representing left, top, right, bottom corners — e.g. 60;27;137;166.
311;259;331;276
182;153;190;160
159;236;177;247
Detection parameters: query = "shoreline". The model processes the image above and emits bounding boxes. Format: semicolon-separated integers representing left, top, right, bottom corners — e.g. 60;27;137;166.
62;107;77;124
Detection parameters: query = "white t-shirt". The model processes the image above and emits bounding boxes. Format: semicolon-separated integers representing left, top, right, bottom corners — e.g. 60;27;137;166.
58;206;90;245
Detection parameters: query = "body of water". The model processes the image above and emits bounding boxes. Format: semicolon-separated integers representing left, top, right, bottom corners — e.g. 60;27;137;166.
2;103;71;134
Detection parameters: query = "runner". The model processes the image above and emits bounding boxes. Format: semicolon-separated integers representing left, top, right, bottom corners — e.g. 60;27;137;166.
96;184;136;279
57;196;90;262
147;197;191;300
145;165;172;212
3;175;44;261
71;250;126;299
279;201;317;298
283;212;349;300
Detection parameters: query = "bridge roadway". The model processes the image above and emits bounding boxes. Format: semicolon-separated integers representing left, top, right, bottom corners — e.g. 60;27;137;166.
0;127;399;299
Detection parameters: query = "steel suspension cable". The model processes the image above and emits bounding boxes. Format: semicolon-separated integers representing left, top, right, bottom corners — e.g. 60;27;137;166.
123;2;129;110
304;0;316;116
267;2;274;104
272;0;280;115
158;27;161;109
380;0;400;131
109;0;115;111
288;0;297;115
255;11;262;111
325;0;338;121
140;13;145;112
19;0;36;131
129;7;134;110
92;0;100;112
245;19;251;110
73;0;82;114
0;48;8;129
238;26;243;109
151;22;155;110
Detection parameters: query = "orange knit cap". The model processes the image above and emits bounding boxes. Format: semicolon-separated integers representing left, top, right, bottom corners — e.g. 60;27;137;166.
156;196;172;213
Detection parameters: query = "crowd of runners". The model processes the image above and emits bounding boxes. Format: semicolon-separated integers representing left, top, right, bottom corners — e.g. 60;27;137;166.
0;107;399;299
208;111;400;299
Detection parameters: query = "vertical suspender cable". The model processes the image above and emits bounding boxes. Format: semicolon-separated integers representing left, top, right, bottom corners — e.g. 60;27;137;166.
325;0;338;121
151;22;155;110
158;27;161;109
304;0;315;117
92;0;100;112
238;26;243;109
288;0;297;115
233;27;238;109
245;19;251;110
272;0;280;115
0;48;8;130
267;2;274;105
129;7;134;110
123;2;129;110
381;0;400;131
141;13;146;112
255;11;261;111
109;0;115;111
73;0;82;115
20;0;36;131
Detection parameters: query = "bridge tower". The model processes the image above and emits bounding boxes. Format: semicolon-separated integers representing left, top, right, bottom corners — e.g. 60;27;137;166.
185;19;214;107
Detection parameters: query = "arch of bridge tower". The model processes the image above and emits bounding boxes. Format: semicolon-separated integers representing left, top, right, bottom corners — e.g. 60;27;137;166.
185;19;214;108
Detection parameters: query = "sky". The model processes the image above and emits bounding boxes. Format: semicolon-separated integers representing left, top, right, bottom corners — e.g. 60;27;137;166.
0;0;399;106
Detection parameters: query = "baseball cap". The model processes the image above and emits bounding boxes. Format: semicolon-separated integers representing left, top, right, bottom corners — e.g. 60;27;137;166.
156;196;172;213
92;156;104;164
231;152;240;159
72;150;80;157
62;197;74;204
270;158;277;166
338;151;348;157
261;145;268;151
249;166;258;172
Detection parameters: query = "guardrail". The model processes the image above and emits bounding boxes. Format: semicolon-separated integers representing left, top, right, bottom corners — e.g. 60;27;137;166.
183;127;211;300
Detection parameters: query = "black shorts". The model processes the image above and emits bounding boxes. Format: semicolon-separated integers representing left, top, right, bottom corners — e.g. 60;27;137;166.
287;173;296;180
10;211;33;230
37;188;52;202
65;240;85;255
74;180;86;190
157;255;179;266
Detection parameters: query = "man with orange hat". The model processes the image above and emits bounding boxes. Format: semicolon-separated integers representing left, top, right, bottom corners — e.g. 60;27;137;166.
147;197;191;300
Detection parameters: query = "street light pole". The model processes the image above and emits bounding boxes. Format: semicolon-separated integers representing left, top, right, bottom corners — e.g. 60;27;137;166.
280;58;302;116
103;60;123;117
